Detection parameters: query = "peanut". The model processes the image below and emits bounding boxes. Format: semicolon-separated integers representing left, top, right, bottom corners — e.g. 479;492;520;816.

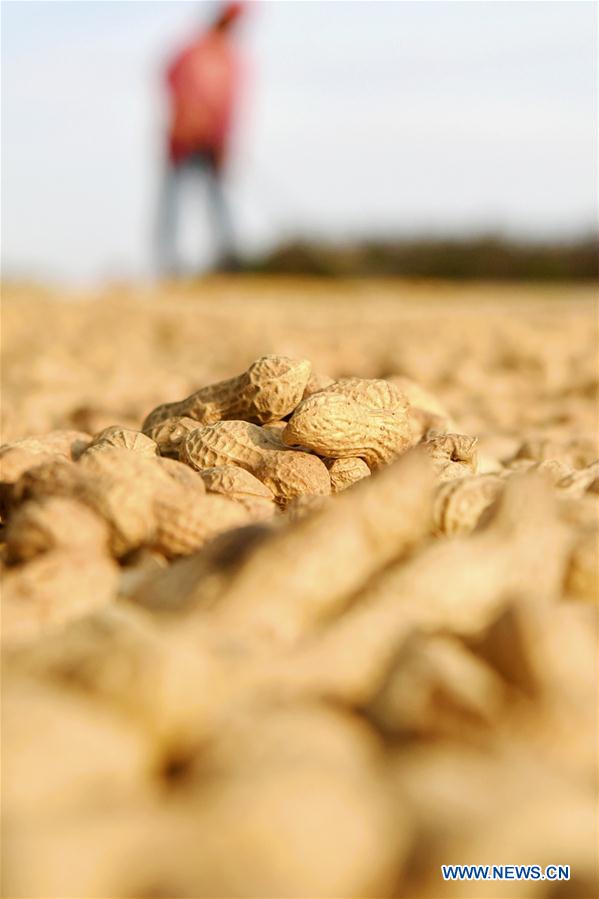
152;490;251;558
326;457;371;493
11;458;92;507
88;426;157;457
0;448;63;518
2;550;118;645
282;390;413;469
3;288;599;899
433;474;504;536
325;376;409;410
4;497;110;563
155;457;207;494
274;474;572;706
134;450;433;642
512;436;597;470
386;376;448;418
1;430;91;460
302;370;334;399
144;416;200;458
24;450;167;557
199;466;277;519
387;375;455;439
419;432;478;481
261;420;287;439
76;473;159;557
368;634;505;739
285;494;331;521
0;446;61;488
563;531;598;602
9;446;246;559
142;355;311;430
557;461;599;497
181;421;331;504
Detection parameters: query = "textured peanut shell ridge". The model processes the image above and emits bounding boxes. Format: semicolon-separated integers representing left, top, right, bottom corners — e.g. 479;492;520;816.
181;421;280;471
242;354;312;422
79;440;158;467
138;450;433;643
182;354;311;424
324;377;409;412
152;491;251;558
5;497;110;563
433;474;504;536
89;427;158;457
282;392;413;469
144;416;200;457
142;354;311;430
141;398;189;432
1;550;119;645
420;433;478;481
327;457;371;493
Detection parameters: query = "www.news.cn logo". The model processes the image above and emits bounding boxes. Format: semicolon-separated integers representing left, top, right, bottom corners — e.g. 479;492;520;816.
441;864;570;882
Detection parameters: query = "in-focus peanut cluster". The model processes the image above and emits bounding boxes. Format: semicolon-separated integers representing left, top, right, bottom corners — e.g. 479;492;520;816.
2;351;597;639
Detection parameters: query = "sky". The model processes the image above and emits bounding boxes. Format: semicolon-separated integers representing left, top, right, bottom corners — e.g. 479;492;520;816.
2;0;597;284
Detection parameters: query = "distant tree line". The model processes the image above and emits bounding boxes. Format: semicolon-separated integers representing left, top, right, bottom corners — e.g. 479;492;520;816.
246;234;599;280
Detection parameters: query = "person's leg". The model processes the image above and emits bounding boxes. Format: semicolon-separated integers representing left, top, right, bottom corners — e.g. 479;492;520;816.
155;159;181;276
204;155;239;271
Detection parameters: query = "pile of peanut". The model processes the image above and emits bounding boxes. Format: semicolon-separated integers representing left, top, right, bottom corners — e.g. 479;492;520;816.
2;353;597;898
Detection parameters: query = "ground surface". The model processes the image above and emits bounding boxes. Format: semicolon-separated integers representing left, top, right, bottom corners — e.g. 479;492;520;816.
1;278;597;899
3;278;596;443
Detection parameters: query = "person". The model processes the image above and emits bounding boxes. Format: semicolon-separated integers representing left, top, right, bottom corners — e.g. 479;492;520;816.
157;2;244;275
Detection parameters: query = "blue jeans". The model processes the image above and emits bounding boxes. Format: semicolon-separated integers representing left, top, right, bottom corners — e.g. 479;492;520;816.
156;151;237;275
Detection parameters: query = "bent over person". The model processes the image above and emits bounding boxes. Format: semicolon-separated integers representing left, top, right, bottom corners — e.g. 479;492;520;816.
157;2;244;274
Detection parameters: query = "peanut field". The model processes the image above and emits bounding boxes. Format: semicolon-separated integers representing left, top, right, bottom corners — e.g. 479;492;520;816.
1;278;598;898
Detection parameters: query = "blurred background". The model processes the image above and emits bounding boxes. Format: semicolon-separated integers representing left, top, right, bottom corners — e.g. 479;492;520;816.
1;0;597;285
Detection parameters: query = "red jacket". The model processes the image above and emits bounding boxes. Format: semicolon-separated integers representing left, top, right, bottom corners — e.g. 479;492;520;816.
166;29;239;167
